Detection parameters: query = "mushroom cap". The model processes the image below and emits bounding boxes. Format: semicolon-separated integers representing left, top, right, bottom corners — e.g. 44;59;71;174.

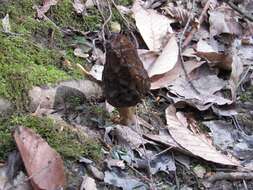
102;34;150;107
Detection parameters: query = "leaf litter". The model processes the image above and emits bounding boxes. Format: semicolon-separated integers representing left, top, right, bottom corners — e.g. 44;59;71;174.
1;0;253;189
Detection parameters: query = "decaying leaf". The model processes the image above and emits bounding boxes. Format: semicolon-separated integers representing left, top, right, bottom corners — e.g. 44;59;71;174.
104;170;148;190
165;106;239;166
167;73;233;110
14;126;66;190
195;39;233;71
36;0;59;19
150;153;176;174
73;0;85;14
80;175;97;190
209;6;242;37
114;125;150;148
132;0;173;51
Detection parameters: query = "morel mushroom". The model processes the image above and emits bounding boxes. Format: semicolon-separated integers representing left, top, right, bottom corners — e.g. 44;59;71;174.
102;34;150;126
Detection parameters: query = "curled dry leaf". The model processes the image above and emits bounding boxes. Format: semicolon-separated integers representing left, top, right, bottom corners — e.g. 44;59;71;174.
14;126;66;190
132;0;173;51
37;0;59;19
73;0;85;14
165;105;239;166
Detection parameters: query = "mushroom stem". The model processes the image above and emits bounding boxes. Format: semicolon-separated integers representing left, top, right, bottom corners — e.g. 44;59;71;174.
118;106;137;126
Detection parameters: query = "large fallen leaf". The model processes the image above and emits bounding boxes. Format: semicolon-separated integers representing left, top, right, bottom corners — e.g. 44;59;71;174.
132;0;173;51
14;126;66;190
150;60;204;89
37;0;59;19
165;106;239;166
147;35;179;77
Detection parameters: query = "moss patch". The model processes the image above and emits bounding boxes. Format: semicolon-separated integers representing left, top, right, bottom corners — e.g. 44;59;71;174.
0;34;73;111
0;115;102;160
240;86;253;102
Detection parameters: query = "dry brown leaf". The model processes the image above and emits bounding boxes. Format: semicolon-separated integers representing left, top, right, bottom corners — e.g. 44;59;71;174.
14;126;66;190
165;106;239;166
195;39;232;71
150;60;204;89
148;34;178;77
132;0;173;51
209;6;242;37
138;49;159;72
37;0;59;19
73;0;85;14
167;74;233;110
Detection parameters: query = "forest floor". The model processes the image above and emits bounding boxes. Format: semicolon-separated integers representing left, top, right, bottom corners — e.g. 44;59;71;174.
0;0;253;189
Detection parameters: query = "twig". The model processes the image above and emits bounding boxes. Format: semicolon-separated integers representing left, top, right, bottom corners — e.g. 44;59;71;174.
237;65;252;88
178;0;200;95
224;0;253;22
183;0;211;48
127;163;152;183
75;63;102;85
151;147;173;159
207;172;253;183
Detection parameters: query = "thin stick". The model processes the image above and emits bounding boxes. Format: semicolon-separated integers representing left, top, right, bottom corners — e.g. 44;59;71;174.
183;0;211;48
178;0;200;95
207;172;253;183
224;0;253;22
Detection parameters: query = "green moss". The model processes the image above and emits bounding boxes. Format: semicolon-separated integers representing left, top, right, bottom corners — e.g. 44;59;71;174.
240;86;253;102
116;0;133;6
0;34;73;111
0;115;102;160
0;0;39;18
